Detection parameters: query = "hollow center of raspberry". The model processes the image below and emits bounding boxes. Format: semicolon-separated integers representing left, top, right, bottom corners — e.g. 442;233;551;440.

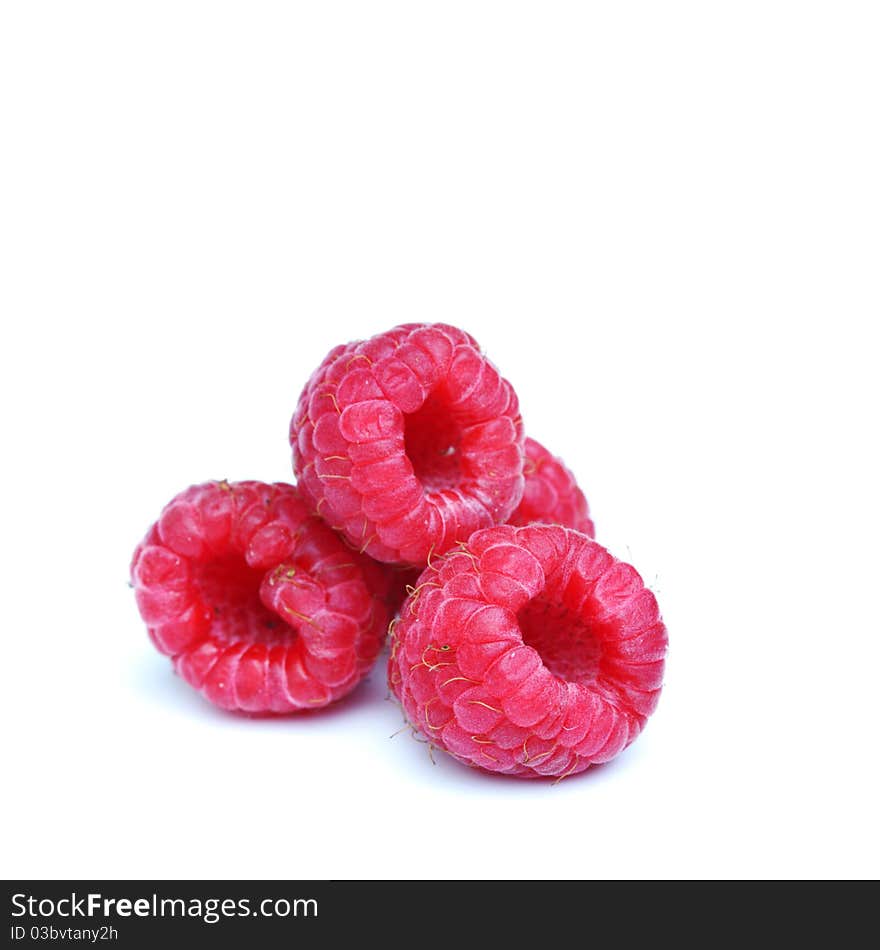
517;595;603;685
404;393;463;492
193;555;296;646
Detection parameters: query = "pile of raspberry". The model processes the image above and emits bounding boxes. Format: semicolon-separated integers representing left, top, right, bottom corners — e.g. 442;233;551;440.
132;323;667;779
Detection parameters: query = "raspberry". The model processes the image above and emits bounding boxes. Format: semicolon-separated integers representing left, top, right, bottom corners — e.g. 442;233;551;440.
291;323;525;567
131;480;393;713
509;437;595;536
388;524;666;778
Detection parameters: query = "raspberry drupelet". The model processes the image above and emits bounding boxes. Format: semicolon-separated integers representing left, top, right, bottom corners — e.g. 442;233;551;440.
291;323;526;567
388;524;667;778
509;437;595;535
131;480;393;713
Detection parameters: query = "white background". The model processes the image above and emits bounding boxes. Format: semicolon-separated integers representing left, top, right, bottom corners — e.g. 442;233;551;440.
2;2;878;880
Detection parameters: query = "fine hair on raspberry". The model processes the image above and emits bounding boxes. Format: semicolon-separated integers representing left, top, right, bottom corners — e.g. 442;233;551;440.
291;323;526;567
388;524;667;778
131;480;392;713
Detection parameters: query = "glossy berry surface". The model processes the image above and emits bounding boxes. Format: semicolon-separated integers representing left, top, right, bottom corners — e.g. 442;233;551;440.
388;524;667;778
131;480;392;713
291;323;525;566
509;437;595;535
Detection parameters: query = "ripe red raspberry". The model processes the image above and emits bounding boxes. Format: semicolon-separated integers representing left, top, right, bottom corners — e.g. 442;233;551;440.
131;480;393;713
291;323;525;567
509;437;595;536
388;524;666;778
